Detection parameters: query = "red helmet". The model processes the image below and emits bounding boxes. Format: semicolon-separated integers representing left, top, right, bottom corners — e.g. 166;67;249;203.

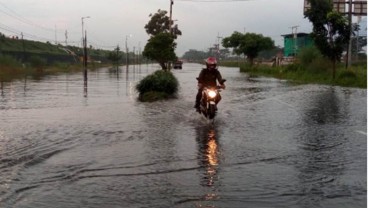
205;57;217;69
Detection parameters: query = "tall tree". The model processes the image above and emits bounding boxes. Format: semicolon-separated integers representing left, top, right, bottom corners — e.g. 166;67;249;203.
144;9;182;39
143;9;181;70
222;32;274;66
107;46;122;66
143;33;176;70
304;0;351;79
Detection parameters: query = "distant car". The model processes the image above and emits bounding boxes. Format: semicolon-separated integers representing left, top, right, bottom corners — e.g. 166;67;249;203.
173;60;183;69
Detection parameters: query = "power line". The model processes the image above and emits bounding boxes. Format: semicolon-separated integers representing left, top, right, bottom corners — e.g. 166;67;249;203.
0;3;58;33
0;22;55;42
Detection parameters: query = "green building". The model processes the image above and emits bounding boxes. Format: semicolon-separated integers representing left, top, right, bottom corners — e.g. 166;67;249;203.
282;33;314;57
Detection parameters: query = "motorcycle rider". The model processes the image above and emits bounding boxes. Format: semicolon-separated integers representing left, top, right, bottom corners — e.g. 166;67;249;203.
194;57;226;112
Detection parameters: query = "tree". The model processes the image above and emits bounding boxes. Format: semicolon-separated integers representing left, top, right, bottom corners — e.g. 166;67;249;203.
143;33;176;70
304;0;351;79
222;32;274;66
107;46;122;65
182;49;210;62
144;9;182;39
143;9;181;70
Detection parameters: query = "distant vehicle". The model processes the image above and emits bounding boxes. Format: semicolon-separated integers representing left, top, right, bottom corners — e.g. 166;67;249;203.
173;60;183;69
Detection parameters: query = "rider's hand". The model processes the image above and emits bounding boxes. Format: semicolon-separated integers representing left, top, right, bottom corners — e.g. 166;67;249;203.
221;84;226;89
197;83;203;89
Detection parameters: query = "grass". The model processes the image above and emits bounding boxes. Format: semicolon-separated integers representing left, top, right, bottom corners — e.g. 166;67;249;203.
221;61;367;88
0;55;108;82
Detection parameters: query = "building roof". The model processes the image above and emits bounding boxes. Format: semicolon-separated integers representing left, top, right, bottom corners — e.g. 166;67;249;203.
281;33;311;38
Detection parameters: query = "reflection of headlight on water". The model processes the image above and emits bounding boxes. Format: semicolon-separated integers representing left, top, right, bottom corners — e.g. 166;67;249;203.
204;193;218;200
207;139;218;166
208;90;217;98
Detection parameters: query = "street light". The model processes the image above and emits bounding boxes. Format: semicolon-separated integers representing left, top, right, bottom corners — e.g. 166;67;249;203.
81;16;90;41
81;16;90;58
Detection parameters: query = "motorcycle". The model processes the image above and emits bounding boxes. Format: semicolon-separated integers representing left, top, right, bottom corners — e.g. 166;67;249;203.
198;80;226;120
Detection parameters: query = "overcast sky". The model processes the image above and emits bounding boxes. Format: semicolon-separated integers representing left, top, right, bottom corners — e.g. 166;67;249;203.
0;0;366;56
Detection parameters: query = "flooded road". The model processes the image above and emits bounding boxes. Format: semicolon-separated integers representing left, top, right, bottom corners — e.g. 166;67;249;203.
0;63;366;208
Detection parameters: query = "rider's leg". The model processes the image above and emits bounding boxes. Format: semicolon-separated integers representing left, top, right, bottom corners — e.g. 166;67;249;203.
194;89;202;110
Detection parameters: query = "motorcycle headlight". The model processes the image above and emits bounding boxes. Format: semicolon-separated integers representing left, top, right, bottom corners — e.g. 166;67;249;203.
208;90;217;98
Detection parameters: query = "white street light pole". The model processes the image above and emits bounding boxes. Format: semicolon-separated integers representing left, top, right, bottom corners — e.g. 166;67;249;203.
81;16;90;45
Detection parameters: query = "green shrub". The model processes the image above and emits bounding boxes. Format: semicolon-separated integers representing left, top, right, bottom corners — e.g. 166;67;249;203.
136;70;179;101
284;63;300;72
29;56;47;70
335;70;365;87
298;46;322;66
0;55;22;68
338;70;357;79
306;57;332;73
139;91;169;102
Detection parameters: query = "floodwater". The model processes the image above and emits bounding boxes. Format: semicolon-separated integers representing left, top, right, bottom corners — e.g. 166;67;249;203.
0;63;366;208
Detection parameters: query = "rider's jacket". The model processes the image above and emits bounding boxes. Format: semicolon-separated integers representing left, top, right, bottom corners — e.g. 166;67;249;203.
197;68;225;88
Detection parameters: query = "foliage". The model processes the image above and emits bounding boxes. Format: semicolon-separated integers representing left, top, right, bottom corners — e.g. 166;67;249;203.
181;48;231;62
28;55;47;71
236;61;366;88
0;55;22;68
144;9;182;39
143;9;181;70
136;70;179;102
297;46;322;66
0;37;65;54
258;46;283;60
351;35;367;54
138;91;170;102
222;32;275;66
296;46;332;74
304;0;351;79
0;36;115;65
107;46;123;65
182;49;210;62
143;33;177;70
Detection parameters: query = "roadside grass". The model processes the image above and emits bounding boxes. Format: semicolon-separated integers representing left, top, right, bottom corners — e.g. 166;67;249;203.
221;61;366;89
0;55;109;82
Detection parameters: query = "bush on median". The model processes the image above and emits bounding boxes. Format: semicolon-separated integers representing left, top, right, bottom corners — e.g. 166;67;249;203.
136;70;179;102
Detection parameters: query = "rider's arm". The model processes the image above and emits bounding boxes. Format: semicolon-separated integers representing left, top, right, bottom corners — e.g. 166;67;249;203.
216;70;226;89
197;69;205;86
216;71;225;85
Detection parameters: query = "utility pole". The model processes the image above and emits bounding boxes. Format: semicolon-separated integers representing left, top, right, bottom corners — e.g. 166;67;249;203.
216;33;223;60
169;0;174;34
125;35;130;66
290;25;299;56
138;41;141;66
133;46;136;66
81;16;90;84
65;30;68;46
83;31;88;80
346;0;353;68
116;44;120;66
168;0;174;71
356;16;362;61
21;32;25;62
55;24;57;45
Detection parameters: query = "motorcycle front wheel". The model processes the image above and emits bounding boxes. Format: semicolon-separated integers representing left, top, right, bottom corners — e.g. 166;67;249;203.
208;104;216;119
